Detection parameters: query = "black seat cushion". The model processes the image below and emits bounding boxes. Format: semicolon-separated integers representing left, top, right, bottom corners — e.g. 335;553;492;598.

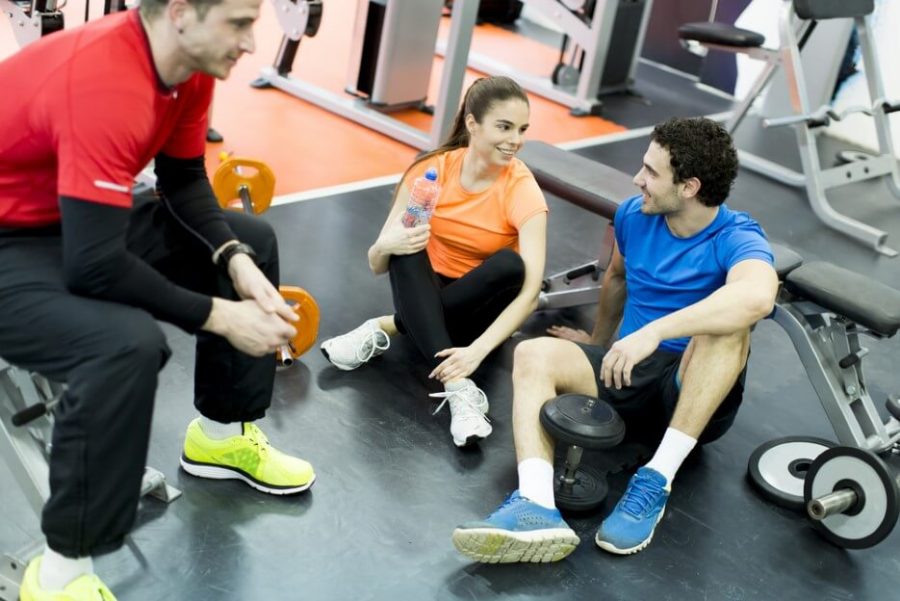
517;141;634;220
794;0;873;20
771;242;804;279
678;22;765;48
785;262;900;337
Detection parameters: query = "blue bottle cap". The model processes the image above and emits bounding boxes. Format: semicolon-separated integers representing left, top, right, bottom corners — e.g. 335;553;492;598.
424;167;438;181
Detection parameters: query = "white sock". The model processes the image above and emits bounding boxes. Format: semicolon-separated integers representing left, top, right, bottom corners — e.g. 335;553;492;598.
199;416;243;440
39;546;93;591
517;457;556;509
644;427;697;485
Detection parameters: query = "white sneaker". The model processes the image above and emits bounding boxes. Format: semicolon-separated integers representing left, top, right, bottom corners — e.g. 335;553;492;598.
430;382;492;447
320;318;390;370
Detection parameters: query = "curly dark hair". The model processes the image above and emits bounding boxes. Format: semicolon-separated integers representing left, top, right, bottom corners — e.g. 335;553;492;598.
650;117;738;207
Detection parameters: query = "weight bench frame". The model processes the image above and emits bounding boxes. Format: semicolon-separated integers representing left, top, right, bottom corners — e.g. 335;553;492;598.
0;359;181;601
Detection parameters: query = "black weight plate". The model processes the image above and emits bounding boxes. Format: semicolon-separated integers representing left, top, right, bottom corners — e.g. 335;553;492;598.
555;463;608;513
747;436;836;511
805;446;900;549
540;394;625;450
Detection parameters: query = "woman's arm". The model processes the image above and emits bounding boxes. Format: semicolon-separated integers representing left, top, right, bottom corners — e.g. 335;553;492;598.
429;213;548;382
367;184;431;275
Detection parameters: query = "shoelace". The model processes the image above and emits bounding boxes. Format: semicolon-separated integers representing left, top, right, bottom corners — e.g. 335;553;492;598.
619;472;665;517
482;491;520;520
243;424;271;456
428;385;490;422
355;325;390;364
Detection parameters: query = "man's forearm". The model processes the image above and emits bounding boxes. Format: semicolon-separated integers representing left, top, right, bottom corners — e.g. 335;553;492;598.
591;271;626;346
645;280;775;342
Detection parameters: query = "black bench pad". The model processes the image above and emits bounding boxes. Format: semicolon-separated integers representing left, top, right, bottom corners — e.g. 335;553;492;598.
771;243;803;280
518;141;634;221
785;261;900;337
678;22;765;48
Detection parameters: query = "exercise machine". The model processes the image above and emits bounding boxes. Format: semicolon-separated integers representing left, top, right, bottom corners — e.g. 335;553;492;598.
517;140;900;548
0;359;181;601
1;0;128;47
678;0;900;256
437;0;653;116
253;0;479;150
1;0;64;46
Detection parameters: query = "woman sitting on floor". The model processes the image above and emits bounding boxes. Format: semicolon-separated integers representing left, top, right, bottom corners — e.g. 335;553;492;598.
320;76;548;447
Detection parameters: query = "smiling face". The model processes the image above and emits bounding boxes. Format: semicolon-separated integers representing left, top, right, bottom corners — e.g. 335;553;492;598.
175;0;261;79
465;98;530;168
632;141;687;215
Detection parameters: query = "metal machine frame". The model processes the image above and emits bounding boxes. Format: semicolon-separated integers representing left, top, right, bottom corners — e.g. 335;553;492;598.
681;1;900;256
254;0;480;150
437;0;654;116
0;360;181;601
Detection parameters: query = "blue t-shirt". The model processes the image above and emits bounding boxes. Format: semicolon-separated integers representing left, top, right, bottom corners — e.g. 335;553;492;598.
615;194;773;353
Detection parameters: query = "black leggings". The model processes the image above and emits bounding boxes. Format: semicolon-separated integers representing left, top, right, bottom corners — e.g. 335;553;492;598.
388;248;525;368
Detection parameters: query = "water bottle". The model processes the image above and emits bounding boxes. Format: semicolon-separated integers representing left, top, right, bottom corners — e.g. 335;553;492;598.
402;168;440;228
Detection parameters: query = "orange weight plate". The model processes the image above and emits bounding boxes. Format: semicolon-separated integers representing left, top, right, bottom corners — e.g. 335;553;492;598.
279;286;320;358
212;157;276;214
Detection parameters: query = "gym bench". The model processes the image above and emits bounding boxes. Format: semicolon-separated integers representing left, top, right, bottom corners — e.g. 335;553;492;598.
519;140;900;548
0;358;181;601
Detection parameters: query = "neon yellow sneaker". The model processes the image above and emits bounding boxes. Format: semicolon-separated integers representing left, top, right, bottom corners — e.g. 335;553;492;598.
20;556;116;601
180;419;316;495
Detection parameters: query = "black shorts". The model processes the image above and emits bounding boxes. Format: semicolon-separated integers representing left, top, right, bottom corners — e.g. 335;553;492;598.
575;343;747;445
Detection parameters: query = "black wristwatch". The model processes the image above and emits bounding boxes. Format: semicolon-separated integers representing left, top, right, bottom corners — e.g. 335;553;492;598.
217;242;257;273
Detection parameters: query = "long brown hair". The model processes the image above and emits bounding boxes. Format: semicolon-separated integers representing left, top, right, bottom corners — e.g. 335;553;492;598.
391;76;528;203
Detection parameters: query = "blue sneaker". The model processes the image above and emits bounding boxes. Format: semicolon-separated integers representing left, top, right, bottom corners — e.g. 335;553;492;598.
452;491;580;563
595;467;670;555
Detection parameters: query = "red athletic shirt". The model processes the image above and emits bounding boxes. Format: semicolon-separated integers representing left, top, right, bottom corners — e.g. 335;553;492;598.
0;10;213;227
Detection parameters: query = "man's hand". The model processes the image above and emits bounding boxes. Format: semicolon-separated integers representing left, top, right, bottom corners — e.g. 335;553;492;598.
429;345;488;383
203;298;297;356
228;254;298;323
546;325;592;343
600;327;661;390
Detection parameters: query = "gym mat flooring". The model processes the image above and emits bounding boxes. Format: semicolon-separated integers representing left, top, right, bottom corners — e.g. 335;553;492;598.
2;4;900;601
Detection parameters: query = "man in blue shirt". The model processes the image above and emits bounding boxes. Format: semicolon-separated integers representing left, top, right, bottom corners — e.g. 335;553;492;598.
452;117;779;562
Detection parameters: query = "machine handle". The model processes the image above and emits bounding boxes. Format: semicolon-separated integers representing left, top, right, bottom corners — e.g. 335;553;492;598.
11;402;48;427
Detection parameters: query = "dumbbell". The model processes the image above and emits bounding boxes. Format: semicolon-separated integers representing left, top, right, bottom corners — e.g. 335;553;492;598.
539;394;626;512
804;446;900;549
213;155;276;214
212;155;319;366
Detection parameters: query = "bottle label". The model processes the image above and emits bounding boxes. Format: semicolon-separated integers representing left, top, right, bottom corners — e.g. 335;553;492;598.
402;205;427;228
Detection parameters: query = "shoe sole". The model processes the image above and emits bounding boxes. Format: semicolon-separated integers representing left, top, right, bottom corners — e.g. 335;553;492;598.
453;423;492;447
180;455;316;495
454;432;490;447
594;507;666;555
453;527;579;563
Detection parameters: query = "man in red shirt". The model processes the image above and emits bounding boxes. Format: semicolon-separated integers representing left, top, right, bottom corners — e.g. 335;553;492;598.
0;0;315;598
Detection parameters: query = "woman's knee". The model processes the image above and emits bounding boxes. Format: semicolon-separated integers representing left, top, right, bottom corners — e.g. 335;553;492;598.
388;250;431;278
485;249;525;287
